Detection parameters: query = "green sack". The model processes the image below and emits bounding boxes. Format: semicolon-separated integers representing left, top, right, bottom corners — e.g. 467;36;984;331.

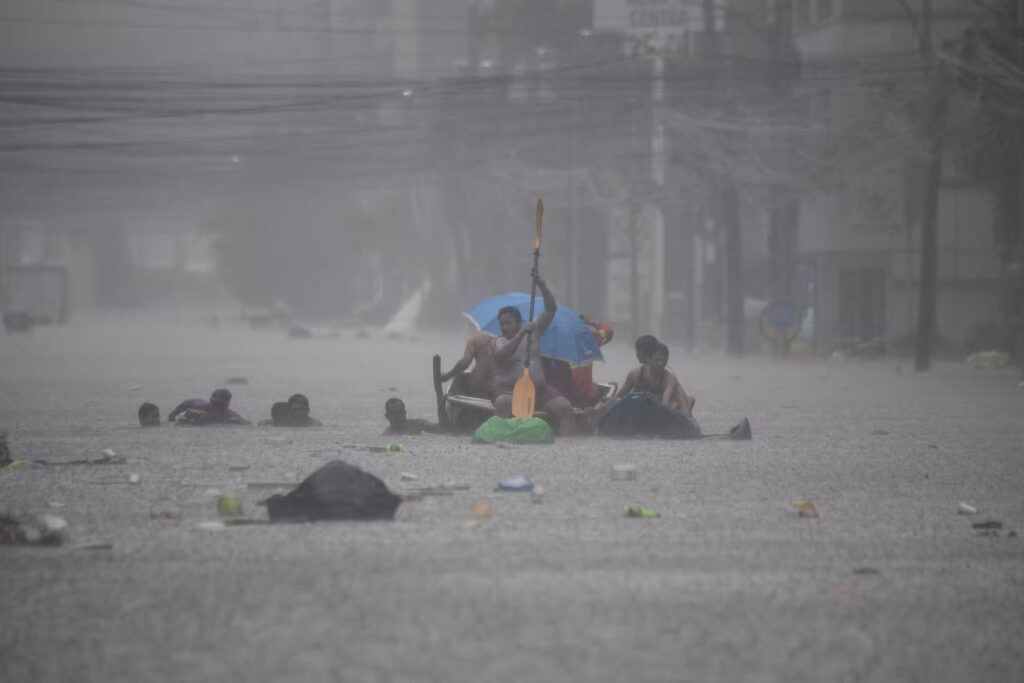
472;416;554;444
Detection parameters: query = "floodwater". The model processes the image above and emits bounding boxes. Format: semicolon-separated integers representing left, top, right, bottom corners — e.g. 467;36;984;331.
1;314;1023;683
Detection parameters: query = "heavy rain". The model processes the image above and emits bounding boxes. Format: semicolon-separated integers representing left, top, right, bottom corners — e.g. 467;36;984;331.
1;2;1023;682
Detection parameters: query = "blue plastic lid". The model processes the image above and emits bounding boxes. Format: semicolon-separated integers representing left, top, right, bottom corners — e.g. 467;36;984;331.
497;475;535;492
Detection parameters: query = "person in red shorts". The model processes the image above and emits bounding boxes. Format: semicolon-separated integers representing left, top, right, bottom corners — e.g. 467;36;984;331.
544;315;614;410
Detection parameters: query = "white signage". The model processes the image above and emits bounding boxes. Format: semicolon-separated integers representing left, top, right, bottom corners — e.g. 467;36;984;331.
595;0;703;55
594;0;700;31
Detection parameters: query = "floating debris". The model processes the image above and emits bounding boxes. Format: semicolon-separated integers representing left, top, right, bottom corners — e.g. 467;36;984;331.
794;501;819;518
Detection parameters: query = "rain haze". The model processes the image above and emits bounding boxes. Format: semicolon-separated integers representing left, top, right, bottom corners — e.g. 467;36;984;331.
1;2;1023;682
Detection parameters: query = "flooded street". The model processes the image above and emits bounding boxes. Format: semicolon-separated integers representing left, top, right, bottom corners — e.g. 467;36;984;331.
1;316;1022;682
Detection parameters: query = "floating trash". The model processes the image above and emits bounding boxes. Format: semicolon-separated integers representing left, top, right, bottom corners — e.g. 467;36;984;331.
611;464;637;481
217;495;243;517
496;476;534;492
622;505;659;519
794;501;818;518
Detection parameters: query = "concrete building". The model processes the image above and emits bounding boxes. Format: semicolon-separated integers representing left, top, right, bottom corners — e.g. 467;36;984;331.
788;0;1002;355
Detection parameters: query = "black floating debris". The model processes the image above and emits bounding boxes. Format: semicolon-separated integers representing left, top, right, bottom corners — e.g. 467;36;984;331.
224;377;249;385
33;450;126;467
287;325;313;339
266;460;401;523
972;520;1003;530
852;567;881;575
0;514;66;546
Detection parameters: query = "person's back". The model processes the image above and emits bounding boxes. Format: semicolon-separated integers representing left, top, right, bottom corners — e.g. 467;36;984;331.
441;331;496;399
168;388;250;425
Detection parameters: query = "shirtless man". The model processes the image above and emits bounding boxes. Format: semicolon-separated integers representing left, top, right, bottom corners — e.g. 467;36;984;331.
383;398;442;435
168;388;250;425
439;331;495;399
491;273;576;436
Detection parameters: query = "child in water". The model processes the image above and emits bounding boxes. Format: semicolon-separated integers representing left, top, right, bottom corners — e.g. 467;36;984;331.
619;342;695;416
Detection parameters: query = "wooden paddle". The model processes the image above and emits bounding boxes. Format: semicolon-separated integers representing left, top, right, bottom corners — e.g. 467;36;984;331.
511;198;543;418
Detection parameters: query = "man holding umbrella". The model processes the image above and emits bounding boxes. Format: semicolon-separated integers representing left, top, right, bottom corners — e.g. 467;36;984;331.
491;271;576;436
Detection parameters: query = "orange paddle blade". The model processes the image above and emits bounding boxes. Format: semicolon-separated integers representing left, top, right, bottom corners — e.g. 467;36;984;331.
511;369;536;418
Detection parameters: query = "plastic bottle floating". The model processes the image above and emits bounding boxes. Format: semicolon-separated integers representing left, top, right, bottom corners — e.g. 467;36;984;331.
623;505;659;519
368;443;405;453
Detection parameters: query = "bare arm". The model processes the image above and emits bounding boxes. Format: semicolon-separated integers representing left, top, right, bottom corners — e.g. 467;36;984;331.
617;368;639;397
167;400;191;422
661;373;680;407
492;323;534;362
533;277;557;336
666;372;692;415
440;338;477;382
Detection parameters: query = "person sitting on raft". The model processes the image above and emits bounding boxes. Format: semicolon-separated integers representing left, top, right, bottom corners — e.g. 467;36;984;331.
138;402;161;427
634;334;660;365
544;314;614;409
632;334;693;413
168;388;250;425
284;393;322;427
439;331;496;400
490;273;576;436
618;342;695;416
383;398;442;435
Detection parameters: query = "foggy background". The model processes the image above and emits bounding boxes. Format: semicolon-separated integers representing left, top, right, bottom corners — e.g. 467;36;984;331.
2;0;1022;362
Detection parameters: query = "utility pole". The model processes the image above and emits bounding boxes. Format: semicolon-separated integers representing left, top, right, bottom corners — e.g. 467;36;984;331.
702;0;744;356
768;0;800;358
914;0;945;372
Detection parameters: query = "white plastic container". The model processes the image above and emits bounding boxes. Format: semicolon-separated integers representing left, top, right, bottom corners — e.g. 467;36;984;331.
611;463;637;481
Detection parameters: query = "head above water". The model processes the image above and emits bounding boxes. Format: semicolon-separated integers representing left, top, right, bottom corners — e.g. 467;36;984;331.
497;305;523;339
138;402;160;427
270;402;290;424
286;393;310;422
208;388;232;414
649;342;670;371
634;335;659;364
385;397;406;426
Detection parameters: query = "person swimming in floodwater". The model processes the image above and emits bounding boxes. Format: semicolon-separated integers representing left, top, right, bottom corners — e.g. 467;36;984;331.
284;394;322;427
258;402;291;427
618;342;695;416
383;398;442;435
138;402;161;427
168;388;250;425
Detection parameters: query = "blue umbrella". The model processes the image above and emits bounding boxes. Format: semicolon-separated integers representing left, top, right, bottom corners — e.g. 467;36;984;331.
464;292;604;365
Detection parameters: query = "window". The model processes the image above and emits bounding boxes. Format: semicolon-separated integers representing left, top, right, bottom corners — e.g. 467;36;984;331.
815;0;834;22
794;0;810;28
